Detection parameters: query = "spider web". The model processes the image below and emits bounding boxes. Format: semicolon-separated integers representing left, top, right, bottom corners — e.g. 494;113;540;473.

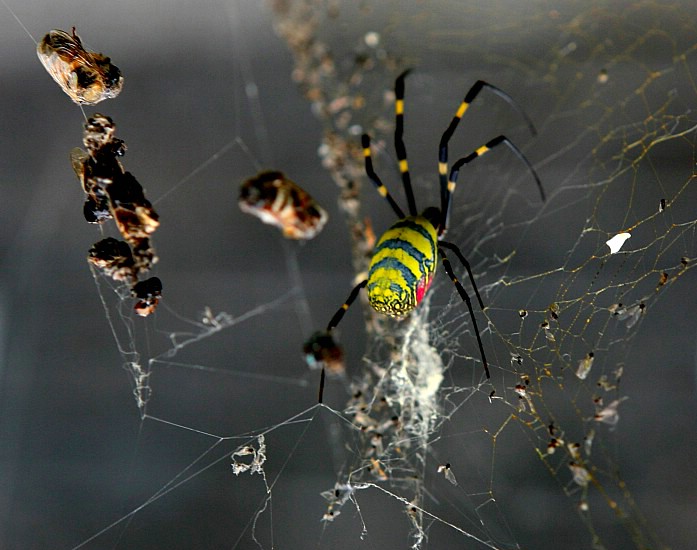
1;1;696;549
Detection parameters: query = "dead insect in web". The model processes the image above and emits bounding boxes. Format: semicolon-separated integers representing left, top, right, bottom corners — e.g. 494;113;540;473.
231;435;267;476
367;457;388;480
540;320;555;342
609;302;645;329
657;271;669;288
70;147;115;223
567;441;582;460
548;302;559;320
81;113;125;156
437;463;458;485
37;28;123;105
70;114;129;224
130;238;158;273
132;277;162;317
88;237;136;283
575;351;594;380
108;172;160;241
303;330;344;376
547;437;564;455
239;170;328;240
569;462;591;487
594;397;627;428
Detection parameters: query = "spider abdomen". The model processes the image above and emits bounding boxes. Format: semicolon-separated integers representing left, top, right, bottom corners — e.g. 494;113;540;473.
367;216;438;317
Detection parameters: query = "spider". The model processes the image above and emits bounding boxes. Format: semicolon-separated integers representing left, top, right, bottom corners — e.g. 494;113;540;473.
305;70;546;402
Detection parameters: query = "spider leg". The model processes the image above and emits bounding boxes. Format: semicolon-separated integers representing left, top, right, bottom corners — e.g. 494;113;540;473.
362;134;405;219
438;80;538;233
327;280;368;331
438;240;485;310
441;134;545;233
438;247;490;379
316;279;368;403
318;367;326;404
394;69;418;216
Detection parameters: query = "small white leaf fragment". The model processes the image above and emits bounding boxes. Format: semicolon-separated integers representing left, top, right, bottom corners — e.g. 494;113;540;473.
606;232;631;254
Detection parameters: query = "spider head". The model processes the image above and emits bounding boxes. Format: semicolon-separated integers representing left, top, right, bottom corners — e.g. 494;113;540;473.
421;206;442;234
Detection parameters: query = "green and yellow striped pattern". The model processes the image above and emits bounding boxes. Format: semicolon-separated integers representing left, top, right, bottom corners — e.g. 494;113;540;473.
367;216;438;317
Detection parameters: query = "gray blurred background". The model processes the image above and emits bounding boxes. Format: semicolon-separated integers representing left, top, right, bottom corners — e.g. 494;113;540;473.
2;1;696;549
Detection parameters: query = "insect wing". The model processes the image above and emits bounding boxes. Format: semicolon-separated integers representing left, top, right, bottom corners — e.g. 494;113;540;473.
70;147;90;188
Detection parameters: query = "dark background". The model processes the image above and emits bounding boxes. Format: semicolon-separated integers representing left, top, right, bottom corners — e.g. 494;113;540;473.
1;1;696;549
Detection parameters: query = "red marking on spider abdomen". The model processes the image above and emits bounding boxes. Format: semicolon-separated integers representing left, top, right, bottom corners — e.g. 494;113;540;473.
416;274;433;305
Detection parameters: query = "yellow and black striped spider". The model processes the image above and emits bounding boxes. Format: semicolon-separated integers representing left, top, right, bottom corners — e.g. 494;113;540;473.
305;70;545;400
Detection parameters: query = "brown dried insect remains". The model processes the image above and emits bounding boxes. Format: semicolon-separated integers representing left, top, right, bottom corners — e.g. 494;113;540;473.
74;114;161;316
37;28;123;105
239;170;328;240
